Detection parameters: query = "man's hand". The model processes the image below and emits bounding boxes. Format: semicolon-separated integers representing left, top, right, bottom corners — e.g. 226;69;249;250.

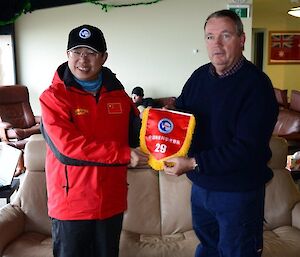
163;156;197;176
129;147;149;168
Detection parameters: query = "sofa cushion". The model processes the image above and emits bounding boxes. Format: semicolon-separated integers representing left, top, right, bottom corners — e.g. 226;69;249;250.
268;136;288;169
120;169;199;257
123;169;161;235
263;227;300;257
159;172;194;235
12;171;51;235
24;135;46;171
0;205;25;253
3;232;52;257
120;230;198;257
264;169;300;230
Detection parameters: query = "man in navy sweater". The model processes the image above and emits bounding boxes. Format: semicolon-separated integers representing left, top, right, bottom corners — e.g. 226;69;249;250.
163;9;278;257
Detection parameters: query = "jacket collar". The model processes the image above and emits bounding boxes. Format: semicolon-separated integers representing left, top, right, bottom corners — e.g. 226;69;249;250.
56;62;124;93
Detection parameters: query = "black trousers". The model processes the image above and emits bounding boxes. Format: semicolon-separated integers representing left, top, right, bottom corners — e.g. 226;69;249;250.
51;213;123;257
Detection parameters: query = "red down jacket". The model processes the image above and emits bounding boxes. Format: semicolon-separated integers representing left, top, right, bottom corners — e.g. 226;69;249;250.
40;63;139;220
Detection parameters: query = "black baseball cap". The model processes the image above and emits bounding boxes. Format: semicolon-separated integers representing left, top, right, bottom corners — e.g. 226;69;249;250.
67;24;107;53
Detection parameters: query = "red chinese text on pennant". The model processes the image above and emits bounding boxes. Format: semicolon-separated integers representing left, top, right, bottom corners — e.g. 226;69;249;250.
140;108;196;171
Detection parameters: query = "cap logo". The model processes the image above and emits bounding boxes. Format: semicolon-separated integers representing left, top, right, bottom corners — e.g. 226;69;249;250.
79;28;91;39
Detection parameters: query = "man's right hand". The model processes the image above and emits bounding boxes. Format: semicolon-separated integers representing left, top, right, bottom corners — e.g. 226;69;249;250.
163;156;197;176
129;147;149;168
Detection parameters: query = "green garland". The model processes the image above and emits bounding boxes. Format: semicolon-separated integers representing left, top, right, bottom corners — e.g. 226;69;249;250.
0;0;162;26
0;0;31;26
85;0;163;12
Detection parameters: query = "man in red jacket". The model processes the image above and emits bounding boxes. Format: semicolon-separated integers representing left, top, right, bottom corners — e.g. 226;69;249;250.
40;24;148;257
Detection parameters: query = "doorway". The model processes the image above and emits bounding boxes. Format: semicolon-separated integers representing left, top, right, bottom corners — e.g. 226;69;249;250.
0;34;15;84
0;24;16;85
252;29;266;71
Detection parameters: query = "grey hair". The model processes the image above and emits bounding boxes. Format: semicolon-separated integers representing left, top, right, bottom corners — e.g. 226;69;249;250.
204;9;244;36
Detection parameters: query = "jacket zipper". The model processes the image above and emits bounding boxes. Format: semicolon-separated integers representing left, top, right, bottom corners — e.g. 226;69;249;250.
63;165;69;196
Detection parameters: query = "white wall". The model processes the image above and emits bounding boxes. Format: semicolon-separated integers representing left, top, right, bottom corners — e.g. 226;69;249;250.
15;0;253;114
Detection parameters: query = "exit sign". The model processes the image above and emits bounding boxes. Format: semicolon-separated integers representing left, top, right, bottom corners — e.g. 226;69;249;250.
228;4;251;18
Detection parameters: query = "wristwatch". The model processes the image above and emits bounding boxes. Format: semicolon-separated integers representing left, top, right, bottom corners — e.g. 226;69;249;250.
192;158;198;170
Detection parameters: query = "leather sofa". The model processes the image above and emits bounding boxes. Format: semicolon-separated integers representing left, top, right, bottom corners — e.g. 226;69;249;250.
273;89;300;153
0;135;299;257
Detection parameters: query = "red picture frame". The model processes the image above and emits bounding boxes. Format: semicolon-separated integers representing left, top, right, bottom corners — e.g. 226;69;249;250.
269;31;300;64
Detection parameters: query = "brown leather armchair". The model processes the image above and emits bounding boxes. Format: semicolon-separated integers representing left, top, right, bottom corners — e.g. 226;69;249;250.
0;85;41;174
273;89;300;153
152;97;176;108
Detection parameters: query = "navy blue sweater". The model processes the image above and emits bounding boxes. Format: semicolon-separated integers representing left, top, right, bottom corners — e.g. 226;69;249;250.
176;60;279;192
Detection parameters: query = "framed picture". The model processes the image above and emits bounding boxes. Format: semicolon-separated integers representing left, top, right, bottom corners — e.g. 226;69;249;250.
269;31;300;64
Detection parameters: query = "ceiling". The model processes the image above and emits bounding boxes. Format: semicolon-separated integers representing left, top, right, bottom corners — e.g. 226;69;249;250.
254;0;300;17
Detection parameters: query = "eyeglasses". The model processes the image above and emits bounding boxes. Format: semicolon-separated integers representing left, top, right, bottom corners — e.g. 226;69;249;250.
68;49;99;59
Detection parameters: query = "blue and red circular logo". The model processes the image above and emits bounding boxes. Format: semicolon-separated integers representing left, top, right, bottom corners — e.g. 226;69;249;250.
158;118;174;134
79;28;91;39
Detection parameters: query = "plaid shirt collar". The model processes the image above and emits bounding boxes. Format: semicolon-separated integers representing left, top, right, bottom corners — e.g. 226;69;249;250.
209;55;245;78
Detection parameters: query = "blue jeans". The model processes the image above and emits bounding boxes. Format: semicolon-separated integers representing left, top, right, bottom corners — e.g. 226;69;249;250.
191;184;265;257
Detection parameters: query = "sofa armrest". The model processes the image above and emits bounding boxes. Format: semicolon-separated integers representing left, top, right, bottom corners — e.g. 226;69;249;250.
0;121;13;142
281;133;300;141
0;121;12;142
292;201;300;229
0;121;13;129
0;204;25;254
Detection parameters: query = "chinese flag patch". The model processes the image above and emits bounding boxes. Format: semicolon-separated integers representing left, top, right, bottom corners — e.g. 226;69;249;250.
107;103;122;114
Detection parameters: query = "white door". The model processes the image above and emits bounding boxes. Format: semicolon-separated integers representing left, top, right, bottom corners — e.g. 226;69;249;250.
0;35;15;85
